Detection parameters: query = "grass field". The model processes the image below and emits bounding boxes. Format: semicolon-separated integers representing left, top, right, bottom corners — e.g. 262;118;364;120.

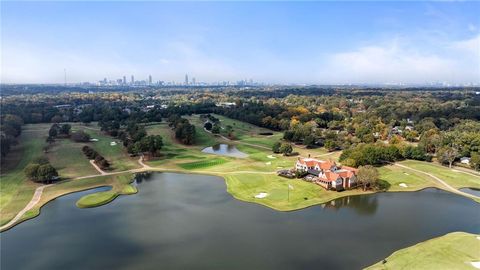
80;127;140;171
377;164;436;191
365;232;480;270
47;139;98;178
76;181;137;208
224;173;375;211
178;158;229;170
0;125;47;226
76;189;117;208
398;160;480;189
186;114;283;148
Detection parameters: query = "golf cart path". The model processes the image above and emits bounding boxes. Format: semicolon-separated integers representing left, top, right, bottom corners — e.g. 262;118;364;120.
89;160;108;175
0;184;52;231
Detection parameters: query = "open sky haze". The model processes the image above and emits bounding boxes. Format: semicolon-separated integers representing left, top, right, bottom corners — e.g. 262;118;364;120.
1;1;479;84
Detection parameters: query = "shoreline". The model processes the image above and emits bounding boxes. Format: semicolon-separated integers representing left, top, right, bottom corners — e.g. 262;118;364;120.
2;169;479;233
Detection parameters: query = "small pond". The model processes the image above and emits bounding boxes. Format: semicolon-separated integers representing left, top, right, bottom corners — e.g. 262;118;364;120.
1;172;479;270
201;143;248;158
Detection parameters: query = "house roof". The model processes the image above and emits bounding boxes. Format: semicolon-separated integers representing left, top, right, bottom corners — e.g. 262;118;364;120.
297;158;319;167
317;171;340;182
298;157;357;181
336;169;355;178
318;161;335;170
340;166;358;173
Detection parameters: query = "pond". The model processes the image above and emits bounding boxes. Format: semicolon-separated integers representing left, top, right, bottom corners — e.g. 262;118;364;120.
1;172;479;270
201;143;248;158
460;187;480;197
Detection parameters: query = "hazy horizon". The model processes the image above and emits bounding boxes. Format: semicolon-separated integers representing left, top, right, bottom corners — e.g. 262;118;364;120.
1;1;479;85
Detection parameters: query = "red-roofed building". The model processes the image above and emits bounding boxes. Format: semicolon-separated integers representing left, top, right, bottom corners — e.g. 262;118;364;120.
295;157;357;190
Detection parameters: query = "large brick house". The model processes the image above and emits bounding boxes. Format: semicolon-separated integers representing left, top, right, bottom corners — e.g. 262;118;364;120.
295;157;358;190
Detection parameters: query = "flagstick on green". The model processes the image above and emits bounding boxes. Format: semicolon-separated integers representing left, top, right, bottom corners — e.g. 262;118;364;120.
287;182;294;202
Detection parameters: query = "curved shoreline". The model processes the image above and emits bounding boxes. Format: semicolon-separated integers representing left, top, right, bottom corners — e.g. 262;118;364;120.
2;168;479;232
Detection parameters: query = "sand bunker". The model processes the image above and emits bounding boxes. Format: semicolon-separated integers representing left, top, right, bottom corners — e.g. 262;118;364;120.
471;262;480;269
267;155;276;159
254;193;268;199
399;183;408;188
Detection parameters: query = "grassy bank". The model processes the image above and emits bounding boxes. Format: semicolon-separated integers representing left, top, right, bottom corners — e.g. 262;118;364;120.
5;173;137;230
365;232;480;270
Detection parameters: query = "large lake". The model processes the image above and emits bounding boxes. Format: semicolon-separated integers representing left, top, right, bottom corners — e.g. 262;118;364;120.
1;172;479;270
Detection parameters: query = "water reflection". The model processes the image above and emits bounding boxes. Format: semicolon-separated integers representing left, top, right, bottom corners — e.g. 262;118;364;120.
324;195;379;215
1;173;478;270
460;187;480;197
201;143;248;158
134;172;153;184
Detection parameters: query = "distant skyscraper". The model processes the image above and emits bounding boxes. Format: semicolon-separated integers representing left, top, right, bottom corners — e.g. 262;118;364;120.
148;75;152;85
131;75;134;84
185;74;189;85
192;77;196;85
123;76;126;85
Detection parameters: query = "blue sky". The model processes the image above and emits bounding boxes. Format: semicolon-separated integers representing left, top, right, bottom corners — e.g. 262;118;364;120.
2;1;479;84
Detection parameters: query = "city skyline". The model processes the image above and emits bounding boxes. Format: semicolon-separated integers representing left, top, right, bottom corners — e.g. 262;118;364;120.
2;1;479;85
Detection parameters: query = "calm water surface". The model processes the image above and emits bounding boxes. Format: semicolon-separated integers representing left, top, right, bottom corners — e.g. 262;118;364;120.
460;187;480;197
201;143;247;158
1;172;479;270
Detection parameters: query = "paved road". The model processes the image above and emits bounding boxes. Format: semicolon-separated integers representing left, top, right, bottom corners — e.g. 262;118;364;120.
0;184;52;231
393;163;480;201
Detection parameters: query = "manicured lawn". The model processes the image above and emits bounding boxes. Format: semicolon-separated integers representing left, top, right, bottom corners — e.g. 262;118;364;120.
378;165;436;191
399;160;480;189
47;139;98;178
186;114;283;148
183;115;221;147
365;232;480;270
178;158;229;170
79;127;140;171
76;190;117;208
224;173;374;211
0;126;45;226
144;122;176;145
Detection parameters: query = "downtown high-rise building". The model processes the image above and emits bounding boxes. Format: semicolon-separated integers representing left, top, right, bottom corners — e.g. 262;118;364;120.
185;74;189;85
148;75;152;85
123;76;126;85
131;75;134;84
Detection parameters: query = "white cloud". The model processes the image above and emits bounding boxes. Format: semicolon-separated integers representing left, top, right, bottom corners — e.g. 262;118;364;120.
318;36;480;84
450;35;480;57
